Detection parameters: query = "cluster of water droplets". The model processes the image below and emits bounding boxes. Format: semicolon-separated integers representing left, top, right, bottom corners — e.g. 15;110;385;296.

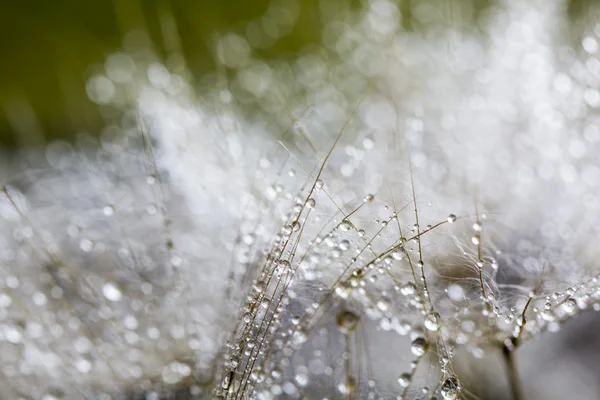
6;0;600;398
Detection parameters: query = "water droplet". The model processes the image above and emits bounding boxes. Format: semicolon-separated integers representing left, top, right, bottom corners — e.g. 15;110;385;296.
282;225;293;235
295;372;309;387
102;282;122;302
254;281;266;293
392;249;405;260
400;282;417;296
291;220;301;232
337;310;360;333
162;361;191;384
562;298;577;313
411;337;428;357
293;329;308;345
398;372;411;388
306;198;316;208
75;358;92;373
441;376;461;400
79;239;93;252
0;293;12;307
222;371;233;390
447;214;457;223
5;325;22;343
377;298;390;311
424;312;440;331
340;220;352;231
335;283;352;299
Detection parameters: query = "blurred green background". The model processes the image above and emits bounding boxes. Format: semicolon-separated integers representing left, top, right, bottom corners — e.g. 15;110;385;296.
0;0;327;147
0;0;591;147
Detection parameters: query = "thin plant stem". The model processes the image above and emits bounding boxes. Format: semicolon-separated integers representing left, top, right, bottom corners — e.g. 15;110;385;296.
502;344;524;400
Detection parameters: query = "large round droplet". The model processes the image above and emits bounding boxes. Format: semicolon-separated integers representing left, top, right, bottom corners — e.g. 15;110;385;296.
397;372;411;388
400;282;417;296
424;312;440;331
441;376;461;400
337;310;360;333
337;376;356;394
292;329;308;345
411;337;428;357
340;220;352;231
561;298;577;313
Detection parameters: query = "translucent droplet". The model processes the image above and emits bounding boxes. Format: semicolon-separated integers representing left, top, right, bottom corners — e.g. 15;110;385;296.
75;358;92;373
86;75;115;104
398;372;411;388
411;337;428;357
80;239;93;252
254;281;266;293
295;372;309;387
400;282;417;296
335;283;352;299
306;198;316;208
447;214;457;223
392;249;405;260
124;315;138;330
162;361;191;384
562;298;577;313
340;220;352;231
0;293;12;307
441;376;461;400
291;221;301;232
337;376;356;394
222;371;233;390
293;329;308;345
424;312;440;331
102;282;122;302
337;310;360;333
5;325;22;343
377;298;390;311
243;312;252;324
